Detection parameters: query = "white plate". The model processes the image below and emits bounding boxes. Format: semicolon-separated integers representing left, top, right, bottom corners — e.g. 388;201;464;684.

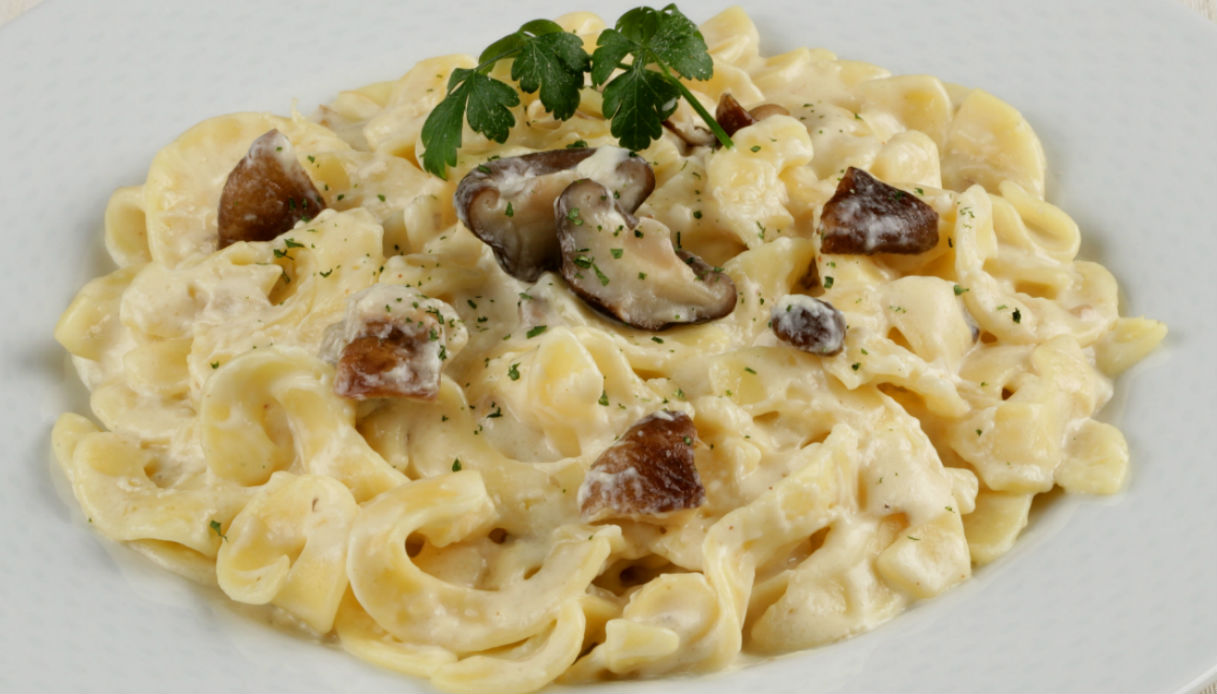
2;1;1214;691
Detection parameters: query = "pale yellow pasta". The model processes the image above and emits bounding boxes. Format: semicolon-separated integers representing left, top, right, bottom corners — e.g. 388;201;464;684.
216;471;359;633
103;185;151;267
51;7;1163;693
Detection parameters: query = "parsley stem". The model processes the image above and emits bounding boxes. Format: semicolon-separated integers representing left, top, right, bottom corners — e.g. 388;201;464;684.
655;61;733;149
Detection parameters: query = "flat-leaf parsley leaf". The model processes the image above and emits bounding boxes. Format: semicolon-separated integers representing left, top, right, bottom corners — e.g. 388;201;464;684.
421;19;587;177
420;4;728;178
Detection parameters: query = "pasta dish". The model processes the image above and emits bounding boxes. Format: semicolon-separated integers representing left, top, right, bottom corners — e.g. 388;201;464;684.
51;7;1165;692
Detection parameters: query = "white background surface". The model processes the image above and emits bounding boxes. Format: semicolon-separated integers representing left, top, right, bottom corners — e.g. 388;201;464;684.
1;1;1215;692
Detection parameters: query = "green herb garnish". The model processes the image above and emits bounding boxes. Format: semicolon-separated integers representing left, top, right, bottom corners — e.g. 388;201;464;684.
420;4;729;178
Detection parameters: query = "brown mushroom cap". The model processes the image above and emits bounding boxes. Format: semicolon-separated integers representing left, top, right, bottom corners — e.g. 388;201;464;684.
771;295;846;356
217;129;325;248
554;179;737;331
715;93;790;138
320;285;467;401
579;410;705;521
820;167;939;254
666;93;792;148
454;148;655;282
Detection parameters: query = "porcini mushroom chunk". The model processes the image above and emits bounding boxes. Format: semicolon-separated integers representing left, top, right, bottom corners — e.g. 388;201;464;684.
217;129;325;248
555;179;737;331
714;93;790;137
579;410;705;521
665;93;791;147
771;295;846;356
820;167;938;254
319;285;467;400
454;147;655;281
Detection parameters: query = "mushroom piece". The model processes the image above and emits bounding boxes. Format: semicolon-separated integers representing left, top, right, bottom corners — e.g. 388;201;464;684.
714;93;790;137
579;410;705;521
454;147;655;282
217;129;326;248
665;93;791;148
554;179;737;331
771;295;846;356
819;167;939;254
319;285;467;400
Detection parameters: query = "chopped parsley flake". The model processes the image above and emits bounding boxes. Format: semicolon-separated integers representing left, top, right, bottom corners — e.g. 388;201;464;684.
209;520;226;540
526;325;547;338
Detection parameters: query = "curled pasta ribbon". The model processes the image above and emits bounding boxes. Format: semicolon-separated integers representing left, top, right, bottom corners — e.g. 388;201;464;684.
706;115;812;250
941;88;1046;197
951;334;1115;494
347;470;614;653
200;348;404;500
700;427;852;662
216;472;358;633
143;112;349;267
51;413;248;558
335;591;457;679
55;266;139;363
857;74;953;149
431;601;586;694
103;185;151;267
337;595;587;694
575;573;723;679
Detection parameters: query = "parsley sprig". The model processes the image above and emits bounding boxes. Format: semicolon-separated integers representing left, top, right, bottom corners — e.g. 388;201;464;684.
421;19;587;178
591;5;730;151
420;4;730;178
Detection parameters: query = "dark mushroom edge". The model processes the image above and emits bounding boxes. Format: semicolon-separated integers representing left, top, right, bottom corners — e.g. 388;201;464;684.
820;167;938;255
453;147;655;282
579;410;706;521
554;178;737;331
771;295;846;356
217;129;325;249
320;286;463;401
667;93;791;147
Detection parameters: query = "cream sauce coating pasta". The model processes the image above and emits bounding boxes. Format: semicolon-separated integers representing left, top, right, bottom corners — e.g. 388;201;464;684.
52;7;1165;692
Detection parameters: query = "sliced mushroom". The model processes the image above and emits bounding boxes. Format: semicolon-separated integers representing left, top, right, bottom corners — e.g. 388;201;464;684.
554;179;737;331
579;410;705;521
454;147;655;282
319;285;467;400
819;167;939;254
217;129;326;249
714;93;790;137
772;295;846;355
